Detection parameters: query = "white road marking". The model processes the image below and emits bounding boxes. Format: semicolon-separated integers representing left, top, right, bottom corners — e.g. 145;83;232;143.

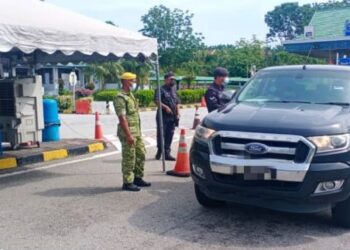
173;134;180;141
143;137;157;146
103;134;121;152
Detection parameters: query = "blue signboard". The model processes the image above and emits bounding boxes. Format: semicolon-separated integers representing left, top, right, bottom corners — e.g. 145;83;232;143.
338;57;350;65
345;20;350;36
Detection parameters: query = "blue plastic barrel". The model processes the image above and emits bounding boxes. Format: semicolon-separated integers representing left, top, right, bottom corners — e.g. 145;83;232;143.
43;99;61;142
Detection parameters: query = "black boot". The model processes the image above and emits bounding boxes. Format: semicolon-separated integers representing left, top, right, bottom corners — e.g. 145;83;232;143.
155;150;161;160
134;177;151;187
165;151;176;161
122;183;141;192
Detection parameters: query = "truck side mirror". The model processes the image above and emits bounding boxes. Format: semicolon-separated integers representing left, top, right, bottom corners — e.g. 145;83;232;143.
220;90;236;104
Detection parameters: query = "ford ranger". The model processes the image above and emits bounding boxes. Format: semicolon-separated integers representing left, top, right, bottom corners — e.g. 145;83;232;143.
191;65;350;227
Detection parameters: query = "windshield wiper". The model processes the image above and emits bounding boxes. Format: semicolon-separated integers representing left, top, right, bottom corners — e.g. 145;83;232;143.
265;100;312;104
315;102;350;106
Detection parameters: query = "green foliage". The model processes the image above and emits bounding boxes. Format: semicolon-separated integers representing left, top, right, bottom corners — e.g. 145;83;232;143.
58;79;65;96
92;89;205;106
84;62;123;89
86;82;95;90
43;95;57;100
121;59;153;90
134;90;155;107
140;5;204;69
57;96;73;112
177;89;206;104
93;89;118;102
265;3;314;41
173;38;326;78
265;47;325;66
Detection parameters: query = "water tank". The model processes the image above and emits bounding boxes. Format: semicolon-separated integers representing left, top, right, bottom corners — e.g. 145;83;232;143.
42;99;60;142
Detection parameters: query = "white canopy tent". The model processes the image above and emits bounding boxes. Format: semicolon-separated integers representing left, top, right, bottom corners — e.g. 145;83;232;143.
0;0;167;170
0;0;157;61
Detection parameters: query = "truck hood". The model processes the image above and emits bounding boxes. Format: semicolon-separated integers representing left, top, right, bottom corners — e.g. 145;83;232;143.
204;102;350;137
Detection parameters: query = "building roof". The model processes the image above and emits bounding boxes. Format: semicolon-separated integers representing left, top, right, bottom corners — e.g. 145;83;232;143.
283;7;350;59
308;7;350;39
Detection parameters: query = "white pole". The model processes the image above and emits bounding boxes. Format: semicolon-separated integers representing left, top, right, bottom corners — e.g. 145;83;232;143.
336;52;340;65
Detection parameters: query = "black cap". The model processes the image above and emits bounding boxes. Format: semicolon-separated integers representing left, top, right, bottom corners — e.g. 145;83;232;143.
164;72;175;80
213;67;229;78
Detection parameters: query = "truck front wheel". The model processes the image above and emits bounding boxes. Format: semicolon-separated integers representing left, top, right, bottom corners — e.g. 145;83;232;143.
194;184;225;208
332;197;350;228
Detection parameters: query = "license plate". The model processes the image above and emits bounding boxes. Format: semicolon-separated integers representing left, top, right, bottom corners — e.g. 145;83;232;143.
240;166;273;180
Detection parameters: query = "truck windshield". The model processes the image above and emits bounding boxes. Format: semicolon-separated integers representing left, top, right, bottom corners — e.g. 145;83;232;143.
237;69;350;105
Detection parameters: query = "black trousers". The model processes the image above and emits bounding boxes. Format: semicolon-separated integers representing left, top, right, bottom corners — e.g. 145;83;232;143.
156;115;176;154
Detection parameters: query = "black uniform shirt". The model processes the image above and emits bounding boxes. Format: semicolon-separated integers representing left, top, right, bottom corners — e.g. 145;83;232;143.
205;82;225;112
154;85;179;120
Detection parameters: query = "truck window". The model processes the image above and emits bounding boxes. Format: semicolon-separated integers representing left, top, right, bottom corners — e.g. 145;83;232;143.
238;70;350;104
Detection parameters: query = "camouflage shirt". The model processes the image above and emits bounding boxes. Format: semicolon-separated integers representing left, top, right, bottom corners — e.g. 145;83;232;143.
114;91;141;137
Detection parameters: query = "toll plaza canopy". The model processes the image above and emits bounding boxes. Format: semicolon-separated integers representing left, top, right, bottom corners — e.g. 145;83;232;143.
0;0;158;64
283;7;350;63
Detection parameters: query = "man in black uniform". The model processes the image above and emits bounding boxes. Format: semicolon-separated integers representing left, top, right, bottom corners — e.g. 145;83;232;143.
154;72;180;161
205;67;229;112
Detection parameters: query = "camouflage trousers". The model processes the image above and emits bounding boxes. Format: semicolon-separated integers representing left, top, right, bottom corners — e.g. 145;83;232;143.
119;136;146;184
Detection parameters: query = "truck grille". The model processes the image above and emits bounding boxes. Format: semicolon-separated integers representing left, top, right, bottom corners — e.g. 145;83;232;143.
211;135;310;163
213;173;301;191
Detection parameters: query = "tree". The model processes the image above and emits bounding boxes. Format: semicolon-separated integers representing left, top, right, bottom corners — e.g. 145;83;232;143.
121;60;152;90
265;3;314;42
265;46;325;66
84;62;123;89
140;5;204;69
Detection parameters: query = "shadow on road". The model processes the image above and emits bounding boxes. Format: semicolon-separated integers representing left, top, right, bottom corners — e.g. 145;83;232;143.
35;186;121;197
0;170;67;191
128;181;347;248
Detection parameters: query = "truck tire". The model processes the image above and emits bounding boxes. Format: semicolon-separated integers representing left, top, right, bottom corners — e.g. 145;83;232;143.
332;197;350;228
194;184;224;208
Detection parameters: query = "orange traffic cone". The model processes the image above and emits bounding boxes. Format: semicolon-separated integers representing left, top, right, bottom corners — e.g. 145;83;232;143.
166;129;190;177
95;112;104;140
201;96;207;107
192;105;201;130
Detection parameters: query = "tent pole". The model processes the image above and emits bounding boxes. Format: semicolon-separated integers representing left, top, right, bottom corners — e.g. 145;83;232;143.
155;56;166;172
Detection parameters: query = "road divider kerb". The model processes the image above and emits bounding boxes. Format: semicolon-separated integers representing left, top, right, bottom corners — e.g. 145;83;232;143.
0;142;106;173
0;158;17;170
88;142;105;153
43;149;68;162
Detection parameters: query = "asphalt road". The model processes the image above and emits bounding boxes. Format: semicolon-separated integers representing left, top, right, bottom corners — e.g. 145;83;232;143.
1;141;350;250
1;108;350;249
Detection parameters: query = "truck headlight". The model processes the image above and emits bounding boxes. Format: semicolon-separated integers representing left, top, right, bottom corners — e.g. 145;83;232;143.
194;125;216;144
308;134;349;153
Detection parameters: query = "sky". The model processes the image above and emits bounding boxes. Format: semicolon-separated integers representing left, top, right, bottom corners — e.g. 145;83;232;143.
47;0;329;45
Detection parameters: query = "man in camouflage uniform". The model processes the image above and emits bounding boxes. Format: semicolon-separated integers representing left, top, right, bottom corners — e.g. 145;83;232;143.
114;72;151;192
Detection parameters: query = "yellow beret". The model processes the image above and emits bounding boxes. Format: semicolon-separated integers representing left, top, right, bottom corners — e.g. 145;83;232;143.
121;72;137;80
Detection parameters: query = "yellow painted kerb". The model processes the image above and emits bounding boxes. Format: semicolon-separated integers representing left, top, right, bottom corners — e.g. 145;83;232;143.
88;143;105;153
43;149;68;161
0;158;17;170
